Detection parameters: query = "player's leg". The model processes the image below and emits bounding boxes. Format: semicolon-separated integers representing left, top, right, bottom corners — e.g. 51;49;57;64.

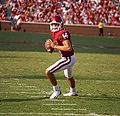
63;67;78;96
62;55;78;96
45;57;70;99
45;69;57;86
45;69;61;99
66;77;75;88
45;55;76;98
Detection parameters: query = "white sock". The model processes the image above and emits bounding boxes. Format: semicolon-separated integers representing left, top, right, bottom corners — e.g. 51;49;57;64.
70;87;76;93
53;85;60;91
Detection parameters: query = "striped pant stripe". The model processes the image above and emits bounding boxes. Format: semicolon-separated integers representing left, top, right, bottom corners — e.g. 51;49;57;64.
49;57;71;73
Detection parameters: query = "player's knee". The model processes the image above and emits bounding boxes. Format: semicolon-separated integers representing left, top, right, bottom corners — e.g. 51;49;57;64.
66;76;73;79
45;69;51;76
45;69;49;76
65;73;73;79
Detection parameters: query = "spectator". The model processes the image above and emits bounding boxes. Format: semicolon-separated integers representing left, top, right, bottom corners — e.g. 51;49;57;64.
0;0;119;26
98;20;104;36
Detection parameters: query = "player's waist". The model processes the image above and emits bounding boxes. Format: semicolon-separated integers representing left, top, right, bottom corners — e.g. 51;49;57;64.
61;54;76;61
61;52;74;57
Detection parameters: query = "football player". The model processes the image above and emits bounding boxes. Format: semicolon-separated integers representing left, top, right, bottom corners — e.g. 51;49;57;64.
45;15;78;99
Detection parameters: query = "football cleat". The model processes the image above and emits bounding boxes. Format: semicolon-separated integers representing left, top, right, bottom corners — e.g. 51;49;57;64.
63;92;78;96
50;90;61;99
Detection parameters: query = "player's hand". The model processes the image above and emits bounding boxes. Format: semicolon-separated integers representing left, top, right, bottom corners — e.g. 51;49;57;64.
44;39;54;53
49;39;56;48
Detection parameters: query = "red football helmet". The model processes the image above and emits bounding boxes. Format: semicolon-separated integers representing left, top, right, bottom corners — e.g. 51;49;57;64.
50;15;63;32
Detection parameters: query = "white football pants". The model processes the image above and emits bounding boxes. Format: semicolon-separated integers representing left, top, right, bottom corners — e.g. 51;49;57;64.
47;54;76;78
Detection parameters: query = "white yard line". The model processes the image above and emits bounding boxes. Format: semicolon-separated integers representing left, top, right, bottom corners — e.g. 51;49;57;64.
0;80;8;82
95;80;118;83
0;92;44;94
0;112;83;116
0;112;109;116
0;112;112;116
43;103;77;106
0;90;52;95
0;83;12;84
0;73;23;77
10;86;36;88
51;108;86;111
29;95;47;98
44;99;68;101
15;88;41;90
15;83;26;86
0;113;61;115
88;113;110;116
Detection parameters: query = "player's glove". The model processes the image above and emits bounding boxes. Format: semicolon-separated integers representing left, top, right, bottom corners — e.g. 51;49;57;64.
44;39;54;53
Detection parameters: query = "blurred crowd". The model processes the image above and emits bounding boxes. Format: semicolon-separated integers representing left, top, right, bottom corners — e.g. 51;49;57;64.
0;0;120;27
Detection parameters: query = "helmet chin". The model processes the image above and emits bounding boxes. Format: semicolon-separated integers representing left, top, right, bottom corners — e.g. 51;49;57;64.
50;28;59;32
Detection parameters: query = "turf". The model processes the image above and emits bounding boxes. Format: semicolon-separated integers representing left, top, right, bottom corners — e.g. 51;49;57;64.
0;31;120;116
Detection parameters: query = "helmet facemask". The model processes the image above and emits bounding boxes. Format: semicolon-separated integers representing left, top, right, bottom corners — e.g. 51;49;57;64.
50;22;62;32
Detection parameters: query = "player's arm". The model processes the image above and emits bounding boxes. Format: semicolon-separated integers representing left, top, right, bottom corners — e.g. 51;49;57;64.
50;40;72;51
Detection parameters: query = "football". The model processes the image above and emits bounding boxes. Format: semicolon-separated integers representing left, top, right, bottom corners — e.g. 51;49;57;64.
45;39;54;53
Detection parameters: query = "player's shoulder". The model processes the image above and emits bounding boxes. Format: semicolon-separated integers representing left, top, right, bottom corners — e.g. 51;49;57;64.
56;29;70;36
59;29;69;34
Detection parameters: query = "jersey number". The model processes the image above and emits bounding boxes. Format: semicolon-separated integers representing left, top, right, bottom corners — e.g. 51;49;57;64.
62;33;69;39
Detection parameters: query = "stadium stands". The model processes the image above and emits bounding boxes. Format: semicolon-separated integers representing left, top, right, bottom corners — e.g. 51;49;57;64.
0;0;119;27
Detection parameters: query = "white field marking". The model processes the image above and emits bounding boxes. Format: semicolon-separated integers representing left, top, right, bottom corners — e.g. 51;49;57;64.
16;83;26;86
0;113;61;115
0;92;46;94
0;83;26;86
12;78;20;81
95;80;118;83
0;75;21;79
64;113;85;116
0;90;52;95
88;113;110;116
10;85;36;88
15;88;40;91
63;113;84;116
28;91;51;95
0;74;30;79
51;108;87;111
44;99;68;101
0;112;84;116
43;103;77;106
0;83;13;84
29;95;47;98
0;80;8;82
0;74;16;76
0;77;36;81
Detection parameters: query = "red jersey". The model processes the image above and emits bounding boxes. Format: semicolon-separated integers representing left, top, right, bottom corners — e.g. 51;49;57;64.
51;29;74;57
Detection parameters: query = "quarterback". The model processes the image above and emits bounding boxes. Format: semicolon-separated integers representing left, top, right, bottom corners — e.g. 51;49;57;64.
45;15;78;99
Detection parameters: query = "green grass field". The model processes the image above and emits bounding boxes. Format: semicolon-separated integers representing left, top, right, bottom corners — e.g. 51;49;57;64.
0;31;120;116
